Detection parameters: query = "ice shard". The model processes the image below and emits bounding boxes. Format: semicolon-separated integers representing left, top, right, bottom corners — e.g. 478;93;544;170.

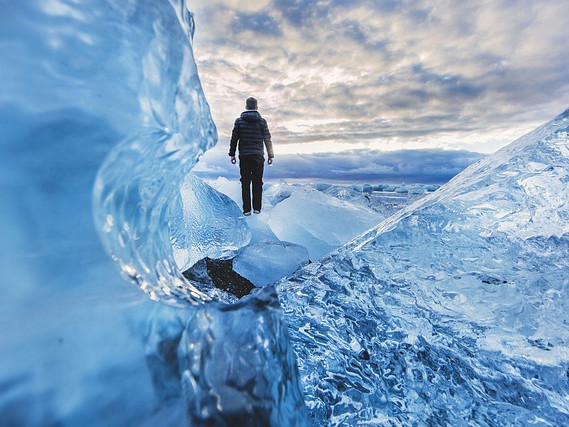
171;173;251;272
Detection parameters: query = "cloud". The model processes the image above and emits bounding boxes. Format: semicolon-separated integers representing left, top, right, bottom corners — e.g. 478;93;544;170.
190;0;569;165
232;12;282;36
193;143;485;184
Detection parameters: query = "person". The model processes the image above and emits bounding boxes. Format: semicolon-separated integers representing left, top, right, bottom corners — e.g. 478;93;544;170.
229;97;274;215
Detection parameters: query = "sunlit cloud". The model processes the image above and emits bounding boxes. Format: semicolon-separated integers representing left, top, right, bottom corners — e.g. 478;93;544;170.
190;0;569;181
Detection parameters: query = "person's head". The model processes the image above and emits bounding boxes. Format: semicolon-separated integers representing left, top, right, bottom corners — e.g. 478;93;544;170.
246;97;258;110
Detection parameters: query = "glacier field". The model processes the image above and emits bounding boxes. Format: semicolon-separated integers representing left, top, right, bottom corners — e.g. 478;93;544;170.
1;0;568;426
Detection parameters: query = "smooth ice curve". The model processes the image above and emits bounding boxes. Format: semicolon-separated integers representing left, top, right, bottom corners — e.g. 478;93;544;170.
92;0;251;306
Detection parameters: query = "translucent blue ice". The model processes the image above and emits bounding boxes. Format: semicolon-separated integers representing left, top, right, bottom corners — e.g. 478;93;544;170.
2;0;568;425
0;0;304;424
171;173;250;272
277;109;569;425
233;240;309;287
268;186;384;259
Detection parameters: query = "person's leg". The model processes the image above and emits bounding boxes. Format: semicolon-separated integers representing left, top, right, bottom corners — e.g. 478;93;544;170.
251;155;265;212
239;156;253;213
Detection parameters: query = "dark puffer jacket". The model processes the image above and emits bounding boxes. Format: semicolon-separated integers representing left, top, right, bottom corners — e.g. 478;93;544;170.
229;110;274;158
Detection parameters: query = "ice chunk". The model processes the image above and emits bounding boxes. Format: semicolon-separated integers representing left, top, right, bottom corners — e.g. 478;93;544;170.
311;182;332;191
394;183;409;193
205;176;243;207
277;108;569;425
233;240;309;287
244;211;279;244
263;180;296;205
170;173;250;271
267;187;383;259
178;288;309;425
321;184;373;208
374;183;395;191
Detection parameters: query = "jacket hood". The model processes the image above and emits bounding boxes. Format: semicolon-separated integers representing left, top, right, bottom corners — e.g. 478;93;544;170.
240;110;261;122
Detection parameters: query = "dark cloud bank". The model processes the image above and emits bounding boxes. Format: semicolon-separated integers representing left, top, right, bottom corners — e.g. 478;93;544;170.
195;148;485;184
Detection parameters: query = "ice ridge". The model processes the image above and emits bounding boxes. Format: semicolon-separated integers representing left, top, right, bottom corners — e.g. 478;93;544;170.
277;108;569;425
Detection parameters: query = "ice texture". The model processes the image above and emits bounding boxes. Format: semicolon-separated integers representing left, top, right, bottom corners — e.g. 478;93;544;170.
277;109;569;425
268;187;384;259
171;173;250;271
0;0;302;424
4;0;569;425
234;240;310;287
91;6;225;305
177;287;309;425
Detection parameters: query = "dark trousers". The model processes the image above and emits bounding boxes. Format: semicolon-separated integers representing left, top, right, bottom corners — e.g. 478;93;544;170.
239;155;264;213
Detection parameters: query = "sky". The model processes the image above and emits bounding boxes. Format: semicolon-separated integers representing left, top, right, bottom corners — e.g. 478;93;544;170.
190;0;569;183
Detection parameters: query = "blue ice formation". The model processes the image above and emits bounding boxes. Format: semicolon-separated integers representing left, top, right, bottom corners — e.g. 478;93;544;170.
177;286;309;425
233;240;309;287
0;0;306;424
171;173;250;273
2;0;569;426
267;186;383;259
277;109;569;425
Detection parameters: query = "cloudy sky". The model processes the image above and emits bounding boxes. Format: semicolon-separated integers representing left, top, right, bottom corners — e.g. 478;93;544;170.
190;0;569;182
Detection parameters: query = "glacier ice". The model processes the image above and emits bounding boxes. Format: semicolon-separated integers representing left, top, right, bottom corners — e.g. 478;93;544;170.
3;0;569;425
277;109;569;425
171;173;250;272
0;0;303;424
233;240;309;287
177;287;309;425
268;186;384;259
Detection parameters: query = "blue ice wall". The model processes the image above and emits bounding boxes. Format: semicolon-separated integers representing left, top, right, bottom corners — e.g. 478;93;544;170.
0;1;308;424
0;1;200;423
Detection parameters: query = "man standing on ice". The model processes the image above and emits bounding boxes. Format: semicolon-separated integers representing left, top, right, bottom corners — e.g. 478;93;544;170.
229;97;274;216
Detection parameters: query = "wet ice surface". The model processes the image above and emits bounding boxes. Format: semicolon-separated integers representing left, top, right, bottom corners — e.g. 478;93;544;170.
233;240;309;287
277;110;569;425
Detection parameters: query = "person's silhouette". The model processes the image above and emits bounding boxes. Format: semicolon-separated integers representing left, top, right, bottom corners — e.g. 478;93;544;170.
229;97;274;215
